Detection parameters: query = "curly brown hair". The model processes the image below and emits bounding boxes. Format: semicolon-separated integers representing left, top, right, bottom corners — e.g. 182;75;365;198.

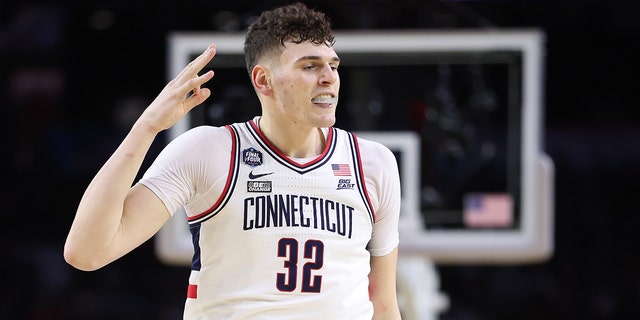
243;2;335;74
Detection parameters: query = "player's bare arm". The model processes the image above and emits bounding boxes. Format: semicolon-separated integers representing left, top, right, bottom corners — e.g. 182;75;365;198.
64;45;217;271
370;247;402;320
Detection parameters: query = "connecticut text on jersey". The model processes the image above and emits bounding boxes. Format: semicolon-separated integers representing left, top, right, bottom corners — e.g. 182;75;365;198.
243;194;355;238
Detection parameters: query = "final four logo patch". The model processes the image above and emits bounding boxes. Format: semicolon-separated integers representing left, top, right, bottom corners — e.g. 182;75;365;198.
242;147;263;167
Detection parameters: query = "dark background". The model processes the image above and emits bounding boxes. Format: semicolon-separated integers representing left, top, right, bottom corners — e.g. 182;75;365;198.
2;0;639;319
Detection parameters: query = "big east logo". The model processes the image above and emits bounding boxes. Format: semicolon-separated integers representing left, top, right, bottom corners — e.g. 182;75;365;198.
336;179;355;190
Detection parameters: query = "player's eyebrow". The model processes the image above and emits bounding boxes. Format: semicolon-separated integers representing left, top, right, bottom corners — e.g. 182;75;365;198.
296;55;341;63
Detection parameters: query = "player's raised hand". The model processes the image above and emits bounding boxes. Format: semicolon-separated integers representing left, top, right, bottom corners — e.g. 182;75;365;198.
138;44;216;134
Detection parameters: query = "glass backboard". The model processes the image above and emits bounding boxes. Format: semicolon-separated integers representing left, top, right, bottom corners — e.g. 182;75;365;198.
156;30;553;265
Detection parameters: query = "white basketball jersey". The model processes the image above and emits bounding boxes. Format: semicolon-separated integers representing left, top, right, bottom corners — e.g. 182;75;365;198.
140;118;400;319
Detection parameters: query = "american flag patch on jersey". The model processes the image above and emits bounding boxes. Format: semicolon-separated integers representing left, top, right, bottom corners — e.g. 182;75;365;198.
332;164;351;176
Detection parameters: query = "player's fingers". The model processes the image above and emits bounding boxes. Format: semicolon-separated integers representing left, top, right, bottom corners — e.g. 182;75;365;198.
197;44;216;69
175;44;216;82
184;88;211;110
179;70;214;97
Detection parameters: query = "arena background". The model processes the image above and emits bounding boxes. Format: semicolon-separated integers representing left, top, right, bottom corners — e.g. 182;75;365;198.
1;0;639;319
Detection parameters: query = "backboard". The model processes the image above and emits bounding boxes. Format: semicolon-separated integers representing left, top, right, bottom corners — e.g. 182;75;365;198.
156;30;553;265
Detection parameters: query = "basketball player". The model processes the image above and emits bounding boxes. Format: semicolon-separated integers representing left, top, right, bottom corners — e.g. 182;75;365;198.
64;3;401;319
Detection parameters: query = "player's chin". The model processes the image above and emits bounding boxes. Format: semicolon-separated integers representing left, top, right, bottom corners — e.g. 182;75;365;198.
315;113;336;128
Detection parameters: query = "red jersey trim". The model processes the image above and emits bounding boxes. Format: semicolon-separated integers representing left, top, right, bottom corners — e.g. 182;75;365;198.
187;125;239;223
248;119;334;169
187;284;198;299
350;133;376;223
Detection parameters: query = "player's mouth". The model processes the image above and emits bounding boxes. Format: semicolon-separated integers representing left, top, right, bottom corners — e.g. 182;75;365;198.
311;94;337;105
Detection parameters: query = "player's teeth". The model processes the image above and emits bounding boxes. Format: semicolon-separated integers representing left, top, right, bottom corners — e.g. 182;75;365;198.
312;95;336;103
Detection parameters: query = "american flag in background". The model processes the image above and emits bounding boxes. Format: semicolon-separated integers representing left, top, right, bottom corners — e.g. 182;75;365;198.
331;164;351;176
463;193;513;228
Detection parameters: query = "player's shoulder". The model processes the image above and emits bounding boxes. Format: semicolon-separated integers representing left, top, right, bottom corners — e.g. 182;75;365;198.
353;134;394;160
331;129;398;169
183;124;230;138
163;125;232;158
353;134;384;149
173;125;231;144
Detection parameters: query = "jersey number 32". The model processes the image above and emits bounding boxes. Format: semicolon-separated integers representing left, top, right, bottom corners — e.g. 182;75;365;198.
277;238;324;293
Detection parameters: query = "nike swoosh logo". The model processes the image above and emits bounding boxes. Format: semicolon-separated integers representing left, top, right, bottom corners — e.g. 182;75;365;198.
249;170;274;179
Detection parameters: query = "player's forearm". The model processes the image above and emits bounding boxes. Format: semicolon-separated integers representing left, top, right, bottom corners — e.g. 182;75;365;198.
64;121;159;271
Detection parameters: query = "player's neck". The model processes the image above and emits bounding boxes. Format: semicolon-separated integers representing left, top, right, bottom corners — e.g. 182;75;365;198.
257;116;326;158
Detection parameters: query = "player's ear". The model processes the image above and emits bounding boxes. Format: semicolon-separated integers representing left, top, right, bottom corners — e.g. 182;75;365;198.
251;65;273;96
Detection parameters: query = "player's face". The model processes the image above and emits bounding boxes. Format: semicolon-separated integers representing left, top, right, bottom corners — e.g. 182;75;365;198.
269;41;340;129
